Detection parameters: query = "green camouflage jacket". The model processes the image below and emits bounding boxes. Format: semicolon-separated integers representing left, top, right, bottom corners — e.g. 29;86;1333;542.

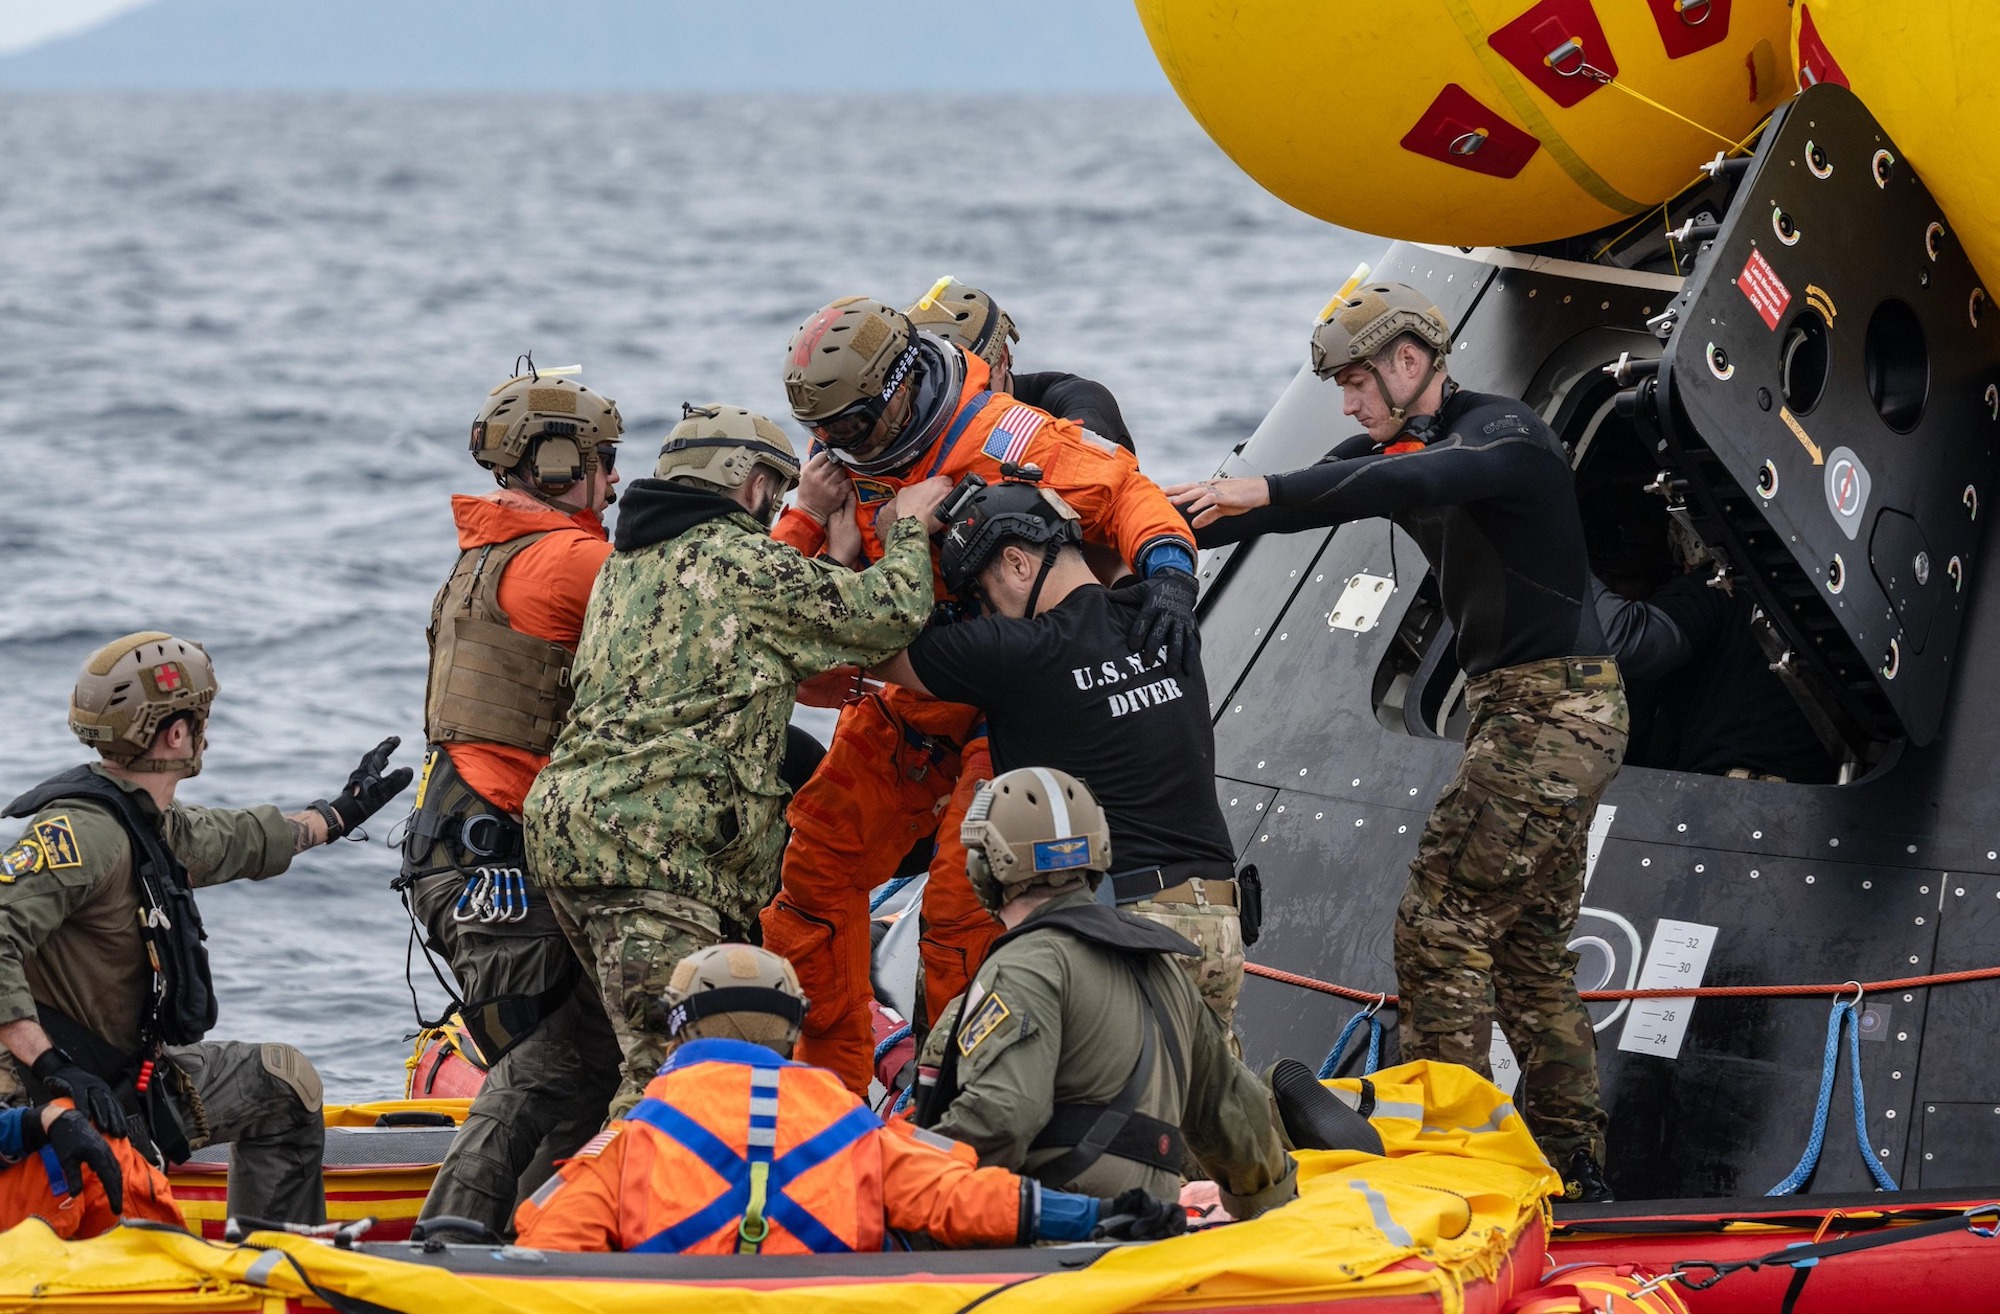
525;489;933;932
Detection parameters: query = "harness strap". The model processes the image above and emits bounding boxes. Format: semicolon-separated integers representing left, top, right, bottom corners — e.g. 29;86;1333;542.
626;1080;881;1255
920;391;995;481
1029;1104;1186;1173
1035;959;1183;1186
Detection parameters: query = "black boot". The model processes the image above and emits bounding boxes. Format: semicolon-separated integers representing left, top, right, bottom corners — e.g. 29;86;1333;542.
1266;1059;1385;1156
1561;1147;1613;1203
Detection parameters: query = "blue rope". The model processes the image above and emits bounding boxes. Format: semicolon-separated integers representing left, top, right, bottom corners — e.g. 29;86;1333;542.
869;875;917;914
1316;1009;1384;1080
1767;1000;1900;1195
891;1085;914;1116
873;1023;912;1067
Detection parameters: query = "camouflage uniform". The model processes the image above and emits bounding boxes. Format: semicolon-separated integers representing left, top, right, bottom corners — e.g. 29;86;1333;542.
1128;899;1244;1032
1393;656;1627;1164
524;496;934;1110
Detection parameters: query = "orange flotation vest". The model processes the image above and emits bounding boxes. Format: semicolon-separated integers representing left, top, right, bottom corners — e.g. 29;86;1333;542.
618;1040;891;1254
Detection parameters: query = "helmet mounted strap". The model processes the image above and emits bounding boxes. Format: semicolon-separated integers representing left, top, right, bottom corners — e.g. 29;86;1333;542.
664;987;806;1039
1023;539;1063;619
1362;343;1446;422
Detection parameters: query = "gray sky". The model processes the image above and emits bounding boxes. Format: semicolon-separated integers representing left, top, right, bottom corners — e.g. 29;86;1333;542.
0;0;149;53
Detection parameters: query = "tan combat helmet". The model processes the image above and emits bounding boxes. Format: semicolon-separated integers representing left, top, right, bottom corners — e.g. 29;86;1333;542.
907;277;1018;372
961;767;1113;912
655;403;803;492
782;296;921;438
69;631;218;777
1309;282;1451;419
469;365;624;499
660;944;809;1054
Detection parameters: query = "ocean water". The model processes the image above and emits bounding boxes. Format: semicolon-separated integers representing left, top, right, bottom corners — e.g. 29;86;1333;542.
0;94;1375;1099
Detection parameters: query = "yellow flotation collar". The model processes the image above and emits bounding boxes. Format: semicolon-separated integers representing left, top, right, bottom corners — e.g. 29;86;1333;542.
6;1062;1555;1314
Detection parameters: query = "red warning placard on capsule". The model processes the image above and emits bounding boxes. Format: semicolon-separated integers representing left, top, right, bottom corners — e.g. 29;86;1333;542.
1738;247;1793;329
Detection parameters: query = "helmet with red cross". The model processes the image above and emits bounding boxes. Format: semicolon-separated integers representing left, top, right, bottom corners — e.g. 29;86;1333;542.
69;631;218;777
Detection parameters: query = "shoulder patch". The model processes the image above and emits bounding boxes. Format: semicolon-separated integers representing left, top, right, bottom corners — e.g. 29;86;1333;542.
574;1128;618;1159
1079;429;1120;455
957;992;1012;1056
982;405;1048;465
1481;415;1530;436
31;817;81;871
852;477;897;505
0;837;44;882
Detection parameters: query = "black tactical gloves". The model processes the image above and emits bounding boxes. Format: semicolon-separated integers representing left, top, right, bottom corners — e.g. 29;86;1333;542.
1093;1187;1189;1242
30;1047;128;1138
317;736;414;839
25;1106;125;1213
1136;567;1201;672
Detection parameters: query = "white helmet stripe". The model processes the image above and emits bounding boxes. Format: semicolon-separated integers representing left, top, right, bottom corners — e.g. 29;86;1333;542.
1028;766;1071;836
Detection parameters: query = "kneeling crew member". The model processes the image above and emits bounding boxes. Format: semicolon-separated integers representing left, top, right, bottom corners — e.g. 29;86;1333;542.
916;769;1296;1218
0;632;411;1224
1166;283;1626;1201
404;366;626;1233
906;278;1135;453
766;296;1197;1093
525;406;943;1112
874;481;1247;1028
513;943;1185;1253
0;1098;184;1235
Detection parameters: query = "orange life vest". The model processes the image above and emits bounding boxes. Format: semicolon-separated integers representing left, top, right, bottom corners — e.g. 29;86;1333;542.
615;1039;889;1254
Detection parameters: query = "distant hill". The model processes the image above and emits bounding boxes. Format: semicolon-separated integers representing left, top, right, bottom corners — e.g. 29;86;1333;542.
0;0;1170;93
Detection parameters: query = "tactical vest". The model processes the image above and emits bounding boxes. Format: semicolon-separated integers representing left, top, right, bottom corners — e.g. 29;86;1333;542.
616;1050;885;1254
423;531;578;754
2;767;218;1051
918;902;1197;1184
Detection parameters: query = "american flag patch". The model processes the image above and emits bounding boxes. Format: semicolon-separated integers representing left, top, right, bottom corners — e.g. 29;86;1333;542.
575;1129;618;1159
981;405;1047;465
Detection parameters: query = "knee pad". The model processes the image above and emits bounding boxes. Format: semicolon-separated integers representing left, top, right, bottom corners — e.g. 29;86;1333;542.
259;1043;324;1115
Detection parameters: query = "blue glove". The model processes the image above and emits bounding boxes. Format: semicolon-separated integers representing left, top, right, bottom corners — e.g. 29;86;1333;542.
1034;1186;1101;1242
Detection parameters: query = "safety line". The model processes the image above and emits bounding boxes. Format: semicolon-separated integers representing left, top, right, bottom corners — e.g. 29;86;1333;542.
1243;961;2000;1007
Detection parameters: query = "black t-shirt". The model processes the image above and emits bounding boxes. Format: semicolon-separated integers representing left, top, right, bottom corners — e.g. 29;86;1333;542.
906;584;1235;873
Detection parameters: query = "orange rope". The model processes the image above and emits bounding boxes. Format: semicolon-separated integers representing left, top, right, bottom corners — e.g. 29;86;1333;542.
1242;961;2000;1007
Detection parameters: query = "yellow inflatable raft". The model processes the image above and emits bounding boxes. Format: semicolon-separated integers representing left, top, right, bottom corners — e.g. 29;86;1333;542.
4;1063;1556;1314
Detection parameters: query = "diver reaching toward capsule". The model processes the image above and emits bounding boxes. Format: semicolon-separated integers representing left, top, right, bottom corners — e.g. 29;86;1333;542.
1165;283;1626;1201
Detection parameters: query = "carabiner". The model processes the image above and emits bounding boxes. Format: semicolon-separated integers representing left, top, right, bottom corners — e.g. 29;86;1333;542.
1839;979;1865;1009
452;871;488;923
1363;991;1389;1019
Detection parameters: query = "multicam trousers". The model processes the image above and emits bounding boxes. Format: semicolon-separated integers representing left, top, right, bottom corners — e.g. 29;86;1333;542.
1393;656;1628;1163
1129;896;1245;1032
546;886;725;1116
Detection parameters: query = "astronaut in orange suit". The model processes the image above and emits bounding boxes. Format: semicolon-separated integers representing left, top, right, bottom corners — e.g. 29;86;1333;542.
763;296;1199;1093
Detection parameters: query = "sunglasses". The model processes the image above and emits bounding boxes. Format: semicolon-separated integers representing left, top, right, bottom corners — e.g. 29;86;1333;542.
594;444;619;472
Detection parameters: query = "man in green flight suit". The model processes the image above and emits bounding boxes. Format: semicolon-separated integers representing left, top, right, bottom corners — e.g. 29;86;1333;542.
913;767;1301;1218
525;404;948;1111
0;631;412;1224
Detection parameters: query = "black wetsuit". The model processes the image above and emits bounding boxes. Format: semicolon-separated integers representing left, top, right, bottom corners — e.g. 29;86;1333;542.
1195;389;1605;677
1011;371;1134;453
1612;576;1836;783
